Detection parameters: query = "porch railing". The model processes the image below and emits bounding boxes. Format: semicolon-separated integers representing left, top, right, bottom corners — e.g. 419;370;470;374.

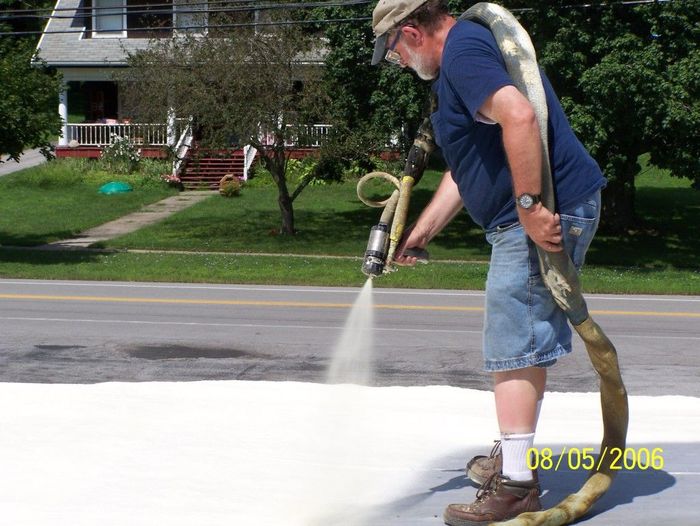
65;122;187;147
258;124;332;148
284;124;331;147
65;122;332;148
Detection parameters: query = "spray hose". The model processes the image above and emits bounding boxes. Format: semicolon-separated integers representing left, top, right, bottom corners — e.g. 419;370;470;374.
358;3;628;524
357;97;437;277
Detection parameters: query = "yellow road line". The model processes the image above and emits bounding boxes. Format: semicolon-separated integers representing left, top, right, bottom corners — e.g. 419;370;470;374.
589;309;700;318
1;293;699;318
0;293;473;311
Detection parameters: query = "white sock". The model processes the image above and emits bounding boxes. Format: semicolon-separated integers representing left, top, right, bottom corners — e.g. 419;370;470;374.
501;432;536;481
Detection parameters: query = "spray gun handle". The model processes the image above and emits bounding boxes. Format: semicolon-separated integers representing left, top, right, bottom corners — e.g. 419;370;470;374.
402;247;430;263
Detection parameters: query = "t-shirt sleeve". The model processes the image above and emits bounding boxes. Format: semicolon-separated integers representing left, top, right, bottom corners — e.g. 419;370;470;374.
442;28;514;119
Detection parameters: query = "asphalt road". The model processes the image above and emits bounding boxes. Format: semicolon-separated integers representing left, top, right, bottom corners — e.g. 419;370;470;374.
1;278;698;396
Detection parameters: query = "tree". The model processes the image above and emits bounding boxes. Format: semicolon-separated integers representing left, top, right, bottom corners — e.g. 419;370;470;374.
120;24;329;235
0;0;62;162
507;0;700;231
308;3;429;161
319;0;700;232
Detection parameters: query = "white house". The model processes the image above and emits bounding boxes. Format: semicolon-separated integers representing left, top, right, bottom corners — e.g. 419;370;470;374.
35;0;329;168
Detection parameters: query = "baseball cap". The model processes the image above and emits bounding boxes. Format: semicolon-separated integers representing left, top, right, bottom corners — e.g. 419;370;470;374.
371;0;428;65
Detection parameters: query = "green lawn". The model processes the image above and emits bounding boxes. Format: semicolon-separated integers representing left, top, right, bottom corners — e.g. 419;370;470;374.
106;159;700;271
585;160;700;269
0;249;696;294
105;169;491;260
0;156;698;294
0;158;177;246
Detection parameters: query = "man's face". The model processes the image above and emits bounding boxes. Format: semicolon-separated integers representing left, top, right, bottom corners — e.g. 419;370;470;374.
387;27;439;81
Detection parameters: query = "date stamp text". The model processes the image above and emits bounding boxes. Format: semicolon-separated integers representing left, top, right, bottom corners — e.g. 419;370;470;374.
527;447;664;471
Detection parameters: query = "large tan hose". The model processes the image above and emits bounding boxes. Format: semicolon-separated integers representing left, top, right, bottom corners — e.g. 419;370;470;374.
461;4;629;525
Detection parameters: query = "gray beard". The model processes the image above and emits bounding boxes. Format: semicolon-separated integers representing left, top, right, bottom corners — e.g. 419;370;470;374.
405;46;438;80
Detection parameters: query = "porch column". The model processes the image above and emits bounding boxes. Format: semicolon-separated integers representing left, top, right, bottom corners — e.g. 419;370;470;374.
167;108;176;147
58;84;69;146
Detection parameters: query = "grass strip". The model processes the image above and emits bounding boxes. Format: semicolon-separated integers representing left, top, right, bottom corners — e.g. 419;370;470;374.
1;248;697;294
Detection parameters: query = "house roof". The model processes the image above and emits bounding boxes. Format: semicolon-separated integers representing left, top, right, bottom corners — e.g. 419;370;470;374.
36;0;328;68
35;0;152;67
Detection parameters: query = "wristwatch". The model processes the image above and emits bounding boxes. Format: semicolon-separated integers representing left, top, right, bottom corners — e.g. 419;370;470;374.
516;193;541;209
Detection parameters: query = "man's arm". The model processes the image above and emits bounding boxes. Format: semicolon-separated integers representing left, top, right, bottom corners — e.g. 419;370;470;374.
479;85;562;252
394;170;463;266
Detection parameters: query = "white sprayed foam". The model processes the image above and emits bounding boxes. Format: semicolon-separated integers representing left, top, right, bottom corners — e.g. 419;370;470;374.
0;382;698;525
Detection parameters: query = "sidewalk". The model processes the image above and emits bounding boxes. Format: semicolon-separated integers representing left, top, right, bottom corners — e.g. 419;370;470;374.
0;148;49;177
43;191;216;249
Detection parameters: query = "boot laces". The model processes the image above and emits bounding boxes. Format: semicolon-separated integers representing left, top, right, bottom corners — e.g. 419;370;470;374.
488;440;502;458
475;473;500;503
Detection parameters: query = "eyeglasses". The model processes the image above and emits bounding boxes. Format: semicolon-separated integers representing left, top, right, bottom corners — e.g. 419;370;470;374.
384;30;402;66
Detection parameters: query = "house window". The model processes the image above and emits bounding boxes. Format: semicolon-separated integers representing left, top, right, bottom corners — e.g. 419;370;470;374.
128;0;173;38
174;0;208;35
93;0;126;38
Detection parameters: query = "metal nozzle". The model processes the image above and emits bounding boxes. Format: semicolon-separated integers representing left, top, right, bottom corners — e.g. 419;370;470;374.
361;223;389;277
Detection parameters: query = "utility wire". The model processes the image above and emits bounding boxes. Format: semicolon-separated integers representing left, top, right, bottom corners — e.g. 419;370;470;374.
2;16;372;37
0;0;371;17
1;2;370;22
0;0;676;17
0;0;278;16
0;0;679;37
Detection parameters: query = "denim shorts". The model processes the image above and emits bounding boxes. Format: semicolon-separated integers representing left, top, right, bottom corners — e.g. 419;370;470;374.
482;190;601;372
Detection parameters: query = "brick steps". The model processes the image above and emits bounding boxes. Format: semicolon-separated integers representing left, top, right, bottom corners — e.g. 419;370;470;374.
179;146;323;190
180;148;246;190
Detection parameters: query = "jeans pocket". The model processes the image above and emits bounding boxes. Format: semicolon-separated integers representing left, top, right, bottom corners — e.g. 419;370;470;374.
496;222;521;233
486;222;522;246
559;192;601;269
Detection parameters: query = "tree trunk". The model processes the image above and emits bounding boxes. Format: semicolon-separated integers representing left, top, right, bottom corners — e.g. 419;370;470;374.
599;153;638;234
265;146;295;236
276;179;295;235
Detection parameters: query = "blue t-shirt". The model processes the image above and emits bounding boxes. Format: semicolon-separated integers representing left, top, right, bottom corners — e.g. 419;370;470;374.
430;20;605;230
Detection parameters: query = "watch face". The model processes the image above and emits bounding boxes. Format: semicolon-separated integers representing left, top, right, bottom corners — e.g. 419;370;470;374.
518;194;534;208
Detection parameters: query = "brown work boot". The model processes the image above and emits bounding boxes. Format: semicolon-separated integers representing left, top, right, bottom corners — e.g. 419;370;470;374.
443;473;541;526
466;440;502;485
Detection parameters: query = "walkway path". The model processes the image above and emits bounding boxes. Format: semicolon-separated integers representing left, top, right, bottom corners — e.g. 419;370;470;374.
44;191;216;249
0;148;49;177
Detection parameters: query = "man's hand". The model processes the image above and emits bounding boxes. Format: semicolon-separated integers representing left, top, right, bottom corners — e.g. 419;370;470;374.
519;203;563;252
394;224;430;266
393;170;463;266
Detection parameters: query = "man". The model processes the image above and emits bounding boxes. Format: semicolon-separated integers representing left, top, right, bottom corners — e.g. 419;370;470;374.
370;0;606;524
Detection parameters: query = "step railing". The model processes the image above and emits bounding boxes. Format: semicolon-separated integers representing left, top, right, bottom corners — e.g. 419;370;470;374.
242;145;257;181
172;120;194;177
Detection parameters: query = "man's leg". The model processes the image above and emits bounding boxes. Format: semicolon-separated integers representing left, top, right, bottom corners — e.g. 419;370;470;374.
494;366;545;481
444;367;545;526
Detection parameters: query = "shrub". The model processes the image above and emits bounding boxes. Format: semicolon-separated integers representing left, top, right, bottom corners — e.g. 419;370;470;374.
343;160;367;180
99;134;141;174
286;157;317;185
219;174;242;197
246;161;274;187
370;156;404;176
